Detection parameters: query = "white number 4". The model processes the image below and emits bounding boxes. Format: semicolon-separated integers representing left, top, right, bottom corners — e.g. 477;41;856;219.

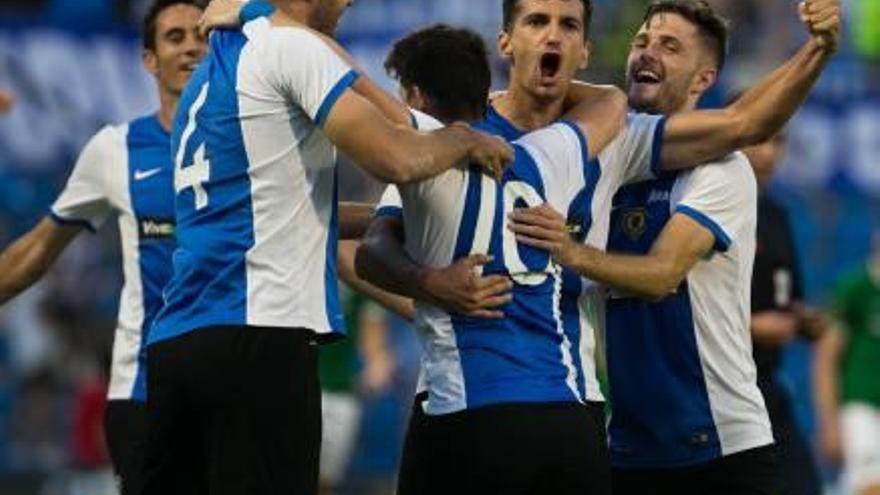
175;82;211;210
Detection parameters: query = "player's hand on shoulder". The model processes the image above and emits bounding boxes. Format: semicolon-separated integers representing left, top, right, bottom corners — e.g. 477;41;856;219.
455;123;514;181
799;0;841;52
198;0;246;37
419;254;513;319
508;204;579;267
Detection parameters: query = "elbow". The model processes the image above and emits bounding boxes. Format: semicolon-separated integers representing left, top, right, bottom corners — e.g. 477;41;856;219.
642;265;685;300
353;243;372;281
730;108;775;147
372;153;419;185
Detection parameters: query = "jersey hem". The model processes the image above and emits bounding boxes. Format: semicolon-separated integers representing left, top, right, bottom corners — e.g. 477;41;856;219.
149;319;344;347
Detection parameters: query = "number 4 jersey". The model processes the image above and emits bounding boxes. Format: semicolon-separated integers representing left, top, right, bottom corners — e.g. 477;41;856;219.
379;110;664;415
151;18;356;345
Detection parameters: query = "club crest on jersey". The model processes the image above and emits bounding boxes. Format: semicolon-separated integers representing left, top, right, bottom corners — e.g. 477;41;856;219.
139;218;176;239
621;208;648;241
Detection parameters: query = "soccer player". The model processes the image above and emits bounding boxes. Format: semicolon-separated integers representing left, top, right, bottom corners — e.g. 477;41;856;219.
376;26;631;494
815;233;880;495
143;1;512;494
0;1;207;493
508;1;841;494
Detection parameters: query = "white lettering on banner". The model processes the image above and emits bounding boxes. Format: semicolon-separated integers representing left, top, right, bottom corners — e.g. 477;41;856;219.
0;30;155;168
778;107;837;188
847;107;880;193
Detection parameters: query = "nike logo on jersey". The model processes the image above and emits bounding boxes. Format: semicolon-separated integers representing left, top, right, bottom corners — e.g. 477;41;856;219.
134;167;163;181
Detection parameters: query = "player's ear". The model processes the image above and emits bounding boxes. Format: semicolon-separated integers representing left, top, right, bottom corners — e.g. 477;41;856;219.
498;30;514;62
691;65;717;96
579;40;592;70
143;49;159;76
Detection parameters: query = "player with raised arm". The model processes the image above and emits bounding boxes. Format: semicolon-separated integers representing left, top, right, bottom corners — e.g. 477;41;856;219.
0;2;207;493
371;22;629;493
509;1;841;493
143;0;512;493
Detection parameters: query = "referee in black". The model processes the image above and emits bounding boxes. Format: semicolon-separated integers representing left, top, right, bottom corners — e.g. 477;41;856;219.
744;132;830;495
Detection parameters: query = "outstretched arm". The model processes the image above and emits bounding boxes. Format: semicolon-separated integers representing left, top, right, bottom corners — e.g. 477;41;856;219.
356;215;513;318
0;219;81;305
510;205;714;299
660;0;840;169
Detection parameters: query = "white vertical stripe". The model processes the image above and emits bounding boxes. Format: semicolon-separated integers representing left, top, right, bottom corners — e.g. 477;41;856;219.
418;307;467;415
237;41;336;332
108;127;147;401
578;285;605;402
553;268;583;403
470;174;496;275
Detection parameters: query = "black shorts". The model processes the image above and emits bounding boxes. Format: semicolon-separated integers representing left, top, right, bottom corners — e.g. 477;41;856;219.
105;399;149;495
612;445;781;495
397;397;611;495
142;325;321;495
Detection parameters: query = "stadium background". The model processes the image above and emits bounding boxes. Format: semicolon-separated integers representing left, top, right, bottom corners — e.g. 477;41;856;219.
0;0;876;493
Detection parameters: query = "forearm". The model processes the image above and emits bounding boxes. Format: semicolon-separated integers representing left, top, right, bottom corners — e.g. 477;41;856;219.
734;38;830;143
814;330;843;428
750;311;798;346
339;239;415;320
339;202;375;240
0;233;58;304
565;246;681;300
355;222;433;303
662;39;832;169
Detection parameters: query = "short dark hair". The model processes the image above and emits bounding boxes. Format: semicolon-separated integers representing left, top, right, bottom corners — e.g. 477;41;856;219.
643;0;729;71
143;0;205;51
503;0;593;36
385;24;492;122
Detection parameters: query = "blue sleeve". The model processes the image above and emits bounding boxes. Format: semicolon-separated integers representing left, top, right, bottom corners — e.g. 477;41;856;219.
240;0;275;24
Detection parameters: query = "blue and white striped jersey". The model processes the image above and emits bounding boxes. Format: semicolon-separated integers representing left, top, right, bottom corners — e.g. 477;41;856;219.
379;109;665;414
51;114;176;402
604;153;772;468
151;18;356;345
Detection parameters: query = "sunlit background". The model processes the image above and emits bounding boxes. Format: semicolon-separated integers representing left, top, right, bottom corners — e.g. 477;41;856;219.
0;0;877;494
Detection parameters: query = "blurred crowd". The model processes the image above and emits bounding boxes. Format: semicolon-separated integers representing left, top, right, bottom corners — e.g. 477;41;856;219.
0;0;877;494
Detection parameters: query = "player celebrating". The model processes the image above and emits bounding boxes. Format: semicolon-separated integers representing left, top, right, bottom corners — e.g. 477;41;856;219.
143;0;512;493
509;1;841;494
0;1;207;493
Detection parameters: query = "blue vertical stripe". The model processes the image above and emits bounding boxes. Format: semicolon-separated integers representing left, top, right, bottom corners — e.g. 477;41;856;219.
324;170;345;335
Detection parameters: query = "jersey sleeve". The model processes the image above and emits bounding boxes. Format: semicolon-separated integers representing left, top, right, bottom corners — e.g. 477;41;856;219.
516;121;590;203
240;0;275;24
375;185;403;219
671;153;757;253
263;27;358;127
50;127;118;232
616;112;666;185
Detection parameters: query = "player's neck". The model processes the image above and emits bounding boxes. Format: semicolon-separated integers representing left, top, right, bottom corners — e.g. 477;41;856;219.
272;2;312;27
157;89;180;133
494;85;565;132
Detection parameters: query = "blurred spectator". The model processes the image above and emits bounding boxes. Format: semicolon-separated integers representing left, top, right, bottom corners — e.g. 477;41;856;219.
746;132;829;495
815;233;880;495
0;91;13;115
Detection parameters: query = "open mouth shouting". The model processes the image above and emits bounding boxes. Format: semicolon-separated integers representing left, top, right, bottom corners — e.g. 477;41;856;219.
539;52;562;84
